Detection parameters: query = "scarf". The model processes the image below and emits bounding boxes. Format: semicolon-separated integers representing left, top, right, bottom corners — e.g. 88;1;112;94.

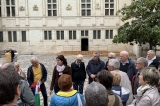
56;65;66;73
137;84;151;96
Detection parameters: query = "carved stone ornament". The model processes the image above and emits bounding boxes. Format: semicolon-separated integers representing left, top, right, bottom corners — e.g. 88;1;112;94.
33;5;38;11
19;6;25;11
95;3;100;9
66;4;72;10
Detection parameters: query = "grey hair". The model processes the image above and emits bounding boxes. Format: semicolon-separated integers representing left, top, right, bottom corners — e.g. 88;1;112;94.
85;82;108;106
137;57;148;67
30;56;38;62
93;52;100;57
108;52;116;58
108;59;120;70
141;67;160;86
148;50;155;56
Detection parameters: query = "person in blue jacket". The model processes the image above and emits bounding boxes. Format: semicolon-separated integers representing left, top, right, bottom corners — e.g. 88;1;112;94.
111;71;130;106
50;74;85;106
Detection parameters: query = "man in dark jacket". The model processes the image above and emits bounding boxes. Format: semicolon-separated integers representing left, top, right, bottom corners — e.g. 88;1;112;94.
119;50;138;81
9;48;15;62
86;52;105;84
71;54;86;94
146;50;159;69
27;56;48;106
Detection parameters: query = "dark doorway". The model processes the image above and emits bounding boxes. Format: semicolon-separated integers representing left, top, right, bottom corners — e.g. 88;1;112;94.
81;38;88;51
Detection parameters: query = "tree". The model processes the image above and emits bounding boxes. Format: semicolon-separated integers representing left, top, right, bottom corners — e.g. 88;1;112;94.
113;0;160;50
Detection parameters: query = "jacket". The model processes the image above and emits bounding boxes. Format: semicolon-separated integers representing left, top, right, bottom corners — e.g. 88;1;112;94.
50;90;85;106
86;59;105;83
129;86;160;106
112;86;130;106
50;65;72;90
27;63;47;86
149;58;159;69
17;80;36;106
120;59;138;81
112;70;133;105
132;72;140;95
71;61;86;82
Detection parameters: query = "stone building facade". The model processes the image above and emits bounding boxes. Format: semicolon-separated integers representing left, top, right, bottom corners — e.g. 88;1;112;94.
0;0;134;54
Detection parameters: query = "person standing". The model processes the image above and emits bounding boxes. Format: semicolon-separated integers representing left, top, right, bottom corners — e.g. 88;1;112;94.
86;52;105;84
14;62;26;80
9;48;15;62
27;56;48;106
119;50;137;81
71;54;86;94
50;55;72;94
4;51;11;62
146;50;159;69
105;52;116;70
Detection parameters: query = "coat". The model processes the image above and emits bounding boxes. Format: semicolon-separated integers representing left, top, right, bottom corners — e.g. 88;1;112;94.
128;86;160;106
86;59;105;83
50;65;72;90
149;58;159;69
71;61;86;82
50;90;85;106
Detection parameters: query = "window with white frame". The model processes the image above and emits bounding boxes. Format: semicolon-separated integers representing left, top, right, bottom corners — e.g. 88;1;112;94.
6;0;15;17
8;31;17;42
21;31;26;42
69;30;76;40
47;0;57;16
0;32;3;42
105;0;114;15
81;0;91;16
93;30;101;39
56;31;64;40
81;30;88;36
44;31;52;40
106;30;113;39
0;0;1;17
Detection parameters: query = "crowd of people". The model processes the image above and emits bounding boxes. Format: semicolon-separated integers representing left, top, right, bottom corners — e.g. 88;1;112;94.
0;50;160;106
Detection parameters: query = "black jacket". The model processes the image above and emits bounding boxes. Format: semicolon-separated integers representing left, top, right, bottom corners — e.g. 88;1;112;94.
71;61;86;82
149;58;159;69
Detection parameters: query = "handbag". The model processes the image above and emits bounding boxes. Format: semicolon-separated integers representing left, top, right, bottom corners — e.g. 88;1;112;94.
77;93;83;106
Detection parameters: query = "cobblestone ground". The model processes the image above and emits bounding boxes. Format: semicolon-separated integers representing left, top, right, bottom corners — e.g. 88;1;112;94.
0;54;135;106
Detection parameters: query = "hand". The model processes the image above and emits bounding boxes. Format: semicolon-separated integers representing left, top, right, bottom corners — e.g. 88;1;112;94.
90;74;95;79
50;90;53;95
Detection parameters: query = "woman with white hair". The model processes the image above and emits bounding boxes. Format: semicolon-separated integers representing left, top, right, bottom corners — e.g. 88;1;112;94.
71;54;86;94
105;52;116;70
129;67;160;106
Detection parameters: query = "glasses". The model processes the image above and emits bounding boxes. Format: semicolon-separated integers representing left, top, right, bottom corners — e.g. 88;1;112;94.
135;63;141;64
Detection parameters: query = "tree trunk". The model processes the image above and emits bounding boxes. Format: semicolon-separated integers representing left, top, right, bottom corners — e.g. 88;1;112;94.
149;42;152;50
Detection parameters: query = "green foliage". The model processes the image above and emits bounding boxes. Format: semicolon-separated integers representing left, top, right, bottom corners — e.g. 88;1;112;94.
113;0;160;49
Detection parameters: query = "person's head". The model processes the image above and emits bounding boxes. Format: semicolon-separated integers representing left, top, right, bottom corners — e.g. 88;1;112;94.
139;67;160;87
107;59;120;71
110;71;121;86
147;50;155;60
31;56;39;68
58;74;72;91
76;54;83;63
0;63;21;106
93;52;100;61
56;55;67;66
108;52;116;60
136;57;148;71
14;62;20;71
85;82;108;106
120;50;129;62
97;70;113;90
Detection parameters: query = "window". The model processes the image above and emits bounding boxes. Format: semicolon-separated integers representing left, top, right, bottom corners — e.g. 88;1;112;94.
6;0;15;17
56;31;64;40
106;30;113;39
0;32;3;42
47;0;57;16
0;0;1;17
44;31;52;40
93;30;101;39
22;31;26;42
8;31;17;42
105;0;114;15
81;30;88;36
81;0;91;16
69;30;76;40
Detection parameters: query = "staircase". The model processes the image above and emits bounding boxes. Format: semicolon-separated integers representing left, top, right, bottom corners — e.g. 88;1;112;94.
57;51;135;56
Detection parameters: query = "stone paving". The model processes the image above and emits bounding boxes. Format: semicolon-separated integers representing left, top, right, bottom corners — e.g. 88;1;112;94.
0;54;136;106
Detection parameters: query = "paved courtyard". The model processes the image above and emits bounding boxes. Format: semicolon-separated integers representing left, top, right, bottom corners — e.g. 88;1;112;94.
0;54;136;105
